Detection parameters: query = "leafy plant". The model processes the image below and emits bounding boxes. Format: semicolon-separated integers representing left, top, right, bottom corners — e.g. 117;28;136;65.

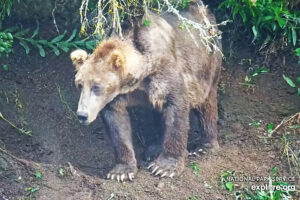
189;161;200;176
0;32;13;56
11;27;97;57
296;48;300;63
0;112;32;136
221;170;235;192
35;170;43;180
219;0;300;57
267;123;274;134
80;0;225;54
242;67;269;88
0;0;17;29
249;120;262;127
142;19;151;27
26;187;40;195
283;75;300;96
0;25;98;61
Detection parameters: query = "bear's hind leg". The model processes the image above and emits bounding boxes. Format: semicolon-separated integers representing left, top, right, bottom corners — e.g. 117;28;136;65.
194;88;219;154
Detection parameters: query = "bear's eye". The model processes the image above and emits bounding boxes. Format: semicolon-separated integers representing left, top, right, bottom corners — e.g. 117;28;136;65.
92;84;101;94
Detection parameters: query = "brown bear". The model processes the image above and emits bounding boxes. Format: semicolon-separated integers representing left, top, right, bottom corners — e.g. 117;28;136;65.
70;0;222;182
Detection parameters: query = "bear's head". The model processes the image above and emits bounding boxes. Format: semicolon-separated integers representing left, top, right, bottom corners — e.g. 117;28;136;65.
70;38;143;125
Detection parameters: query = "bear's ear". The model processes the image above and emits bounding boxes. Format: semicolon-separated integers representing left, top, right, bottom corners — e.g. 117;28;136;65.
109;50;126;71
70;49;89;71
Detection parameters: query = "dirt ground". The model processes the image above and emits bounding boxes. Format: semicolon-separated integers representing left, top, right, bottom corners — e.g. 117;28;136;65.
0;33;299;200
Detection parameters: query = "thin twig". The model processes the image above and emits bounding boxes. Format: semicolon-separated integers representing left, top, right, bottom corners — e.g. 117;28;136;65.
52;0;60;34
268;112;300;136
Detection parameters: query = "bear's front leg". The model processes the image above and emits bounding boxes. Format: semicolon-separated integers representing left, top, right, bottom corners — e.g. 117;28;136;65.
148;93;189;178
101;99;137;182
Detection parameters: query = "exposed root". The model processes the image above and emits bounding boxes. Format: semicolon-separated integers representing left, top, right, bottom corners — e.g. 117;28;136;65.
0;147;35;169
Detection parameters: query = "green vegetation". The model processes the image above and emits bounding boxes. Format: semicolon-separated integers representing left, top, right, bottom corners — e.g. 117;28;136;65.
219;0;300;60
0;27;97;59
0;31;13;56
0;0;17;29
0;112;32;136
35;170;43;180
0;0;97;61
189;161;200;176
283;75;300;96
79;0;225;53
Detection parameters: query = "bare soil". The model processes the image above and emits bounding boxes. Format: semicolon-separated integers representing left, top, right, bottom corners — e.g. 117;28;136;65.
0;40;299;200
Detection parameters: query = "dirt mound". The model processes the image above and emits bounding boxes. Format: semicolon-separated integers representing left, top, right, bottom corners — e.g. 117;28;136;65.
0;44;299;199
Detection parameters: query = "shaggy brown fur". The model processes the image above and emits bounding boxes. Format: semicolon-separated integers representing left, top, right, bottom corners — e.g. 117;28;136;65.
70;0;222;182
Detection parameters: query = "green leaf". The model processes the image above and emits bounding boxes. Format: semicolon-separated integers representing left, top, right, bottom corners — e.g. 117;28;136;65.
142;20;151;27
283;75;295;87
182;0;189;9
2;64;8;71
296;48;300;56
239;9;247;23
27;187;40;194
51;31;66;43
252;26;258;41
59;45;69;53
66;29;77;42
38;40;49;45
7;33;13;40
35;170;43;179
298;88;300;96
31;25;39;39
49;44;60;56
276;16;286;28
291;27;297;46
85;40;96;50
262;16;274;22
233;5;240;20
267;123;274;133
19;40;30;54
245;75;251;83
259;67;269;73
225;182;234;191
271;167;277;175
36;44;45;57
296;77;300;83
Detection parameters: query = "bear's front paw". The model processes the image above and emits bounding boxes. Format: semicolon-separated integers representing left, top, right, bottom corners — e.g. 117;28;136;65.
147;154;185;178
107;164;137;182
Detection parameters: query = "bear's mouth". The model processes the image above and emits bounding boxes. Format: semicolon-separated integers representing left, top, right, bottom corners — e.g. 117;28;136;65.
78;119;90;126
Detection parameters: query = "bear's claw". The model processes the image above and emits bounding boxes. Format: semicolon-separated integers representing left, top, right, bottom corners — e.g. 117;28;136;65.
148;163;176;178
188;148;206;157
107;164;137;182
147;154;184;178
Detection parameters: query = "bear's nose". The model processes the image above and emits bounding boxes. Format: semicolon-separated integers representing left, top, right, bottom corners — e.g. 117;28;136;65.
77;112;88;123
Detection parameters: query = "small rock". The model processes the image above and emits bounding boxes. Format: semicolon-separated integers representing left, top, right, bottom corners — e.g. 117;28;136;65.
156;182;165;190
